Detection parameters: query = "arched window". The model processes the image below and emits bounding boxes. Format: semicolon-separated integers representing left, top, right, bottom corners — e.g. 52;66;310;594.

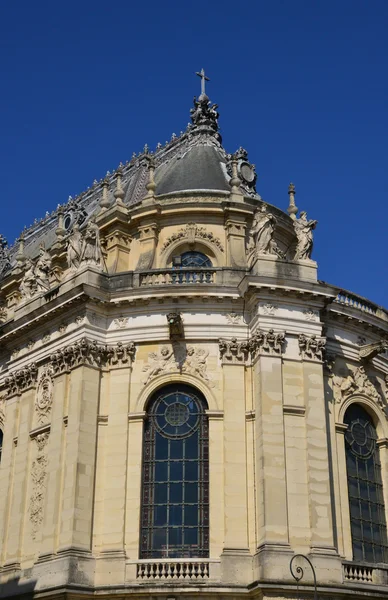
344;404;388;563
140;383;209;558
173;251;212;268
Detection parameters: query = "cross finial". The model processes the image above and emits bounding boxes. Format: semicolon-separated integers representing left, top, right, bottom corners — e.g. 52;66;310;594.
196;68;210;96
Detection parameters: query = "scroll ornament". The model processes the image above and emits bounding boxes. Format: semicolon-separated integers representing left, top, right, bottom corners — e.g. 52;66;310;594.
35;366;54;423
162;222;224;253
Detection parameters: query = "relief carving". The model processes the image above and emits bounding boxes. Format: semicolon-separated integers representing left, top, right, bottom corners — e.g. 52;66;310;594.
332;365;383;408
4;363;38;397
261;303;277;316
219;338;249;364
35;366;54;424
142;344;213;386
303;309;318;322
114;316;129;329
50;338;136;374
225;312;242;325
249;329;285;357
162;222;224;253
29;432;49;539
298;334;326;361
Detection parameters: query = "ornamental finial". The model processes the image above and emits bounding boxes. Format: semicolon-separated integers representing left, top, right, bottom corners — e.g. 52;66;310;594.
196;68;210;97
287;182;298;220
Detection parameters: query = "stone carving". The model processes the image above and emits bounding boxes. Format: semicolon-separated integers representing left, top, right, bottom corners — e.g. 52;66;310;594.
4;363;38;396
80;219;103;268
0;305;8;323
20;259;38;300
225;312;242;325
42;334;51;344
385;374;388;403
0;234;11;278
114;316;129;329
30;432;49;539
359;340;388;361
332;365;383;407
66;223;82;270
261;303;277;316
185;346;213;386
298;334;326;361
50;338;136;375
249;205;277;255
162;222;224;253
35;366;54;423
303;309;318;322
293;212;317;261
0;395;6;428
75;315;85;325
190;92;219;137
219;338;249;364
142;346;177;384
249;329;285;357
142;344;212;386
59;323;68;334
35;245;52;293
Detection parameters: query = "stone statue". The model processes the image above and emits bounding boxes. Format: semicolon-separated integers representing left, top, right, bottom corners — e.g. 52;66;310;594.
80;220;103;268
35;246;52;293
293;211;317;260
250;205;277;255
20;259;37;300
66;223;82;270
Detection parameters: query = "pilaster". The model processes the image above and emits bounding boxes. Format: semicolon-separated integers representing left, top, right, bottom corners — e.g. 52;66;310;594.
136;222;159;270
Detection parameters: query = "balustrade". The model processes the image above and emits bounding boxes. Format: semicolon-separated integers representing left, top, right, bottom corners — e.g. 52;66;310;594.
136;559;210;580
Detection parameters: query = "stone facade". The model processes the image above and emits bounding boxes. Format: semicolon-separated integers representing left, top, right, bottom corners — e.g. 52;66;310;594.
0;84;387;600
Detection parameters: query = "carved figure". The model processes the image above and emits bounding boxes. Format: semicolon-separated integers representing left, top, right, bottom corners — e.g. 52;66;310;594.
35;246;52;293
299;334;326;361
332;365;382;406
66;223;82;270
80;220;103;268
294;211;317;260
250;205;277;255
142;346;176;385
219;338;249;363
185;346;212;383
20;259;37;299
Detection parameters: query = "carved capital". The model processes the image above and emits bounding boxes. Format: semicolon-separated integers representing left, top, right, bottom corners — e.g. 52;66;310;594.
298;334;326;361
219;338;249;364
4;363;38;397
50;338;136;375
249;329;285;358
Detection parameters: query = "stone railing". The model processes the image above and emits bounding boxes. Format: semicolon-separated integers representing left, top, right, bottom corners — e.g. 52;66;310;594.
136;559;211;580
139;268;216;286
334;291;378;315
343;562;374;582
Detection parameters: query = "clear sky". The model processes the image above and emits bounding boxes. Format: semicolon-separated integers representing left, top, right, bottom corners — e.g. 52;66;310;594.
0;0;387;306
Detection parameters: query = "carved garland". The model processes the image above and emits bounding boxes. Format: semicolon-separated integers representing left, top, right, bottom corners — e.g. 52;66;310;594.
162;222;224;253
29;432;49;539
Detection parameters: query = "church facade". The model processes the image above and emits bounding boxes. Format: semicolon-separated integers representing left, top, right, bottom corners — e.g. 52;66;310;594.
0;75;387;599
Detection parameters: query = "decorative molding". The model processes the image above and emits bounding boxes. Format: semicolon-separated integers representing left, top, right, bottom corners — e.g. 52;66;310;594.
298;334;326;361
225;312;242;325
29;432;49;539
303;309;318;322
249;329;285;357
219;338;249;364
113;316;129;329
332;366;383;408
35;366;54;424
261;303;277;316
97;415;109;426
142;344;213;387
4;363;38;397
162;222;224;253
50;338;136;375
283;405;306;416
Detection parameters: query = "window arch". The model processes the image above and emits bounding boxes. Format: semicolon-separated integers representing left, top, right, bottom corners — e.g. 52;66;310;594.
140;383;209;558
173;251;212;268
344;404;388;563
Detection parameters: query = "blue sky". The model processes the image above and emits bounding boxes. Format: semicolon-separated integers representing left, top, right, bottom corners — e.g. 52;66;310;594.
0;0;387;306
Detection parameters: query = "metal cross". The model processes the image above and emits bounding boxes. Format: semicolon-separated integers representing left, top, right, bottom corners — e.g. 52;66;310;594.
196;68;210;95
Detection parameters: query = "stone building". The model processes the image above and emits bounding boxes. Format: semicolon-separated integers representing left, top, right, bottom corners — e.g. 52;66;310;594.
0;72;387;599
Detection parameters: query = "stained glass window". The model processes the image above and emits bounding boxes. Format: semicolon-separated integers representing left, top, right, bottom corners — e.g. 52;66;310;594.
180;252;212;268
344;404;388;563
140;384;209;558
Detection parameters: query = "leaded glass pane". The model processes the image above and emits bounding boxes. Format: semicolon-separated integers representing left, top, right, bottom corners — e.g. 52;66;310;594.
140;384;209;558
344;404;388;563
180;251;212;268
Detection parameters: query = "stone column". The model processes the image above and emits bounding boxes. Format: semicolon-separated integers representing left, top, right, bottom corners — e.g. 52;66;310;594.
303;360;336;554
4;387;35;568
0;397;18;565
219;339;251;584
39;373;68;559
57;365;100;553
